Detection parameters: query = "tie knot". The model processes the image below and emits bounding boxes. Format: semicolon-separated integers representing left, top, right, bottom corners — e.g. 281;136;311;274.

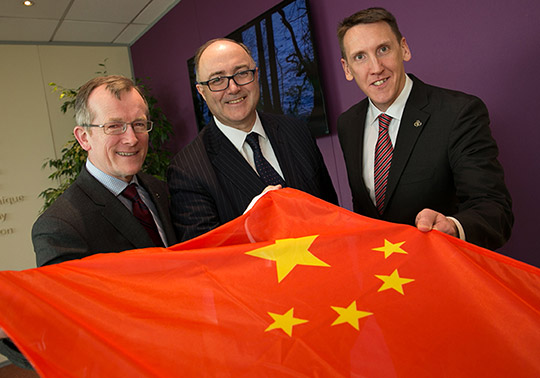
245;133;261;152
378;114;392;129
121;183;139;202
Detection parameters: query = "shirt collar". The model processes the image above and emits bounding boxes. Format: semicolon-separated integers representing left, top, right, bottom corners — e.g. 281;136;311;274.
367;74;413;126
85;160;138;196
214;112;267;151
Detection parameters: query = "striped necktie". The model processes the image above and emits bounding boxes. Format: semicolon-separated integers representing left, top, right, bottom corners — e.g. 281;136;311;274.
374;113;393;215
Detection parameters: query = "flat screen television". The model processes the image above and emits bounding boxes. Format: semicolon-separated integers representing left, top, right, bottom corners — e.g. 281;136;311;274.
187;0;329;137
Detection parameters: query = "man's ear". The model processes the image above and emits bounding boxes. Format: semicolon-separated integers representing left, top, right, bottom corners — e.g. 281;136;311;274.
196;84;207;102
401;37;412;62
73;126;91;152
340;58;354;82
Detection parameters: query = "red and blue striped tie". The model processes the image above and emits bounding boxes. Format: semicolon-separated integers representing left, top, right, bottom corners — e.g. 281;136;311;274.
374;113;393;215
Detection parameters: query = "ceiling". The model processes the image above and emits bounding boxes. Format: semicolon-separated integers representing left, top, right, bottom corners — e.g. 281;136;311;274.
0;0;181;45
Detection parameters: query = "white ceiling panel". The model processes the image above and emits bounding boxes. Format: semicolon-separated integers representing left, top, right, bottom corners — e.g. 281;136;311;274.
0;0;71;19
0;0;181;45
0;17;58;42
134;0;177;24
114;23;147;45
53;20;127;43
65;0;150;23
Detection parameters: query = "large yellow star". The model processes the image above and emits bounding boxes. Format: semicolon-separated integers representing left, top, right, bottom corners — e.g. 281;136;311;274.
372;239;408;259
331;300;373;330
245;235;330;282
265;308;308;337
375;269;415;294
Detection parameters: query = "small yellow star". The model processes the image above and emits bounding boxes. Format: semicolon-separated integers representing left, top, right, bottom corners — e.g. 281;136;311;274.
265;308;308;337
372;239;408;259
331;300;373;330
375;269;415;295
246;235;330;282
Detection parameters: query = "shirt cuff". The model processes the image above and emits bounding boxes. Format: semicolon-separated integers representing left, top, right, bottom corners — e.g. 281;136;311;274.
446;216;466;241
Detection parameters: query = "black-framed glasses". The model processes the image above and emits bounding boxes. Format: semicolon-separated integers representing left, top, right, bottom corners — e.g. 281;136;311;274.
84;121;153;135
197;69;256;92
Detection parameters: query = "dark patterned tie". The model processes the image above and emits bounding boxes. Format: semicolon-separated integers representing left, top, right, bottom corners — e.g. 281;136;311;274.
374;114;393;215
121;184;163;247
245;133;286;187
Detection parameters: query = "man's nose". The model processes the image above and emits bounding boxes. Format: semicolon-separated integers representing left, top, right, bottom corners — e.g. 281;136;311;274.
122;124;139;143
369;56;384;73
227;78;241;93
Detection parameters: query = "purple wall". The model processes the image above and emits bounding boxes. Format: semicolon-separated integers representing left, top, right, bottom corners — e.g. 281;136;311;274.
131;0;540;267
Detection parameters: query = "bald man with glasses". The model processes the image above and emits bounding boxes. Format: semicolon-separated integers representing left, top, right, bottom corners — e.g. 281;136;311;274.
167;38;338;242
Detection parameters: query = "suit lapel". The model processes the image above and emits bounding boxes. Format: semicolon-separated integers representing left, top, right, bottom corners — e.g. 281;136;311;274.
205;121;265;198
350;101;379;216
260;113;298;187
138;173;177;246
77;167;154;248
385;77;430;206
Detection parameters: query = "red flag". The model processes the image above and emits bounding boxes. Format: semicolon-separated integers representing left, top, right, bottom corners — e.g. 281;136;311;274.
0;188;538;377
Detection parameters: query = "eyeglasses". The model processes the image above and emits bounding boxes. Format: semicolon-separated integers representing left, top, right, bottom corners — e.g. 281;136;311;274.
197;69;256;92
84;121;153;135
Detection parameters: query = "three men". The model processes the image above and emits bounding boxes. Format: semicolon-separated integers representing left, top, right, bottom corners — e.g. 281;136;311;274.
337;8;513;250
167;38;338;241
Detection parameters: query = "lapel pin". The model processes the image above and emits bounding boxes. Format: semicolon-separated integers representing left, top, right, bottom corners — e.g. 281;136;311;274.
414;120;422;127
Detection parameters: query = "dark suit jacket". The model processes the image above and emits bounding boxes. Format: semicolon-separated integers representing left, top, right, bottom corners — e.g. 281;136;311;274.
32;166;177;267
167;112;338;241
0;166;177;369
338;75;513;250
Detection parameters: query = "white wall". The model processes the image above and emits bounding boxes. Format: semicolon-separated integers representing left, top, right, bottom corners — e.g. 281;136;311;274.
0;44;132;273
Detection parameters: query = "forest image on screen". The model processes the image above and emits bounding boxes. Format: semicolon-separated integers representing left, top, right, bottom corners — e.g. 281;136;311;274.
188;0;329;136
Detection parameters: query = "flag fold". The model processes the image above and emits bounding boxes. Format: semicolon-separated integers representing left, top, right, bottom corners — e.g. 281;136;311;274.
0;188;538;377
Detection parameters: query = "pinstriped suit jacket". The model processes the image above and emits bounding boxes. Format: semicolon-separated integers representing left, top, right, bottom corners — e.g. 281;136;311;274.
167;112;338;241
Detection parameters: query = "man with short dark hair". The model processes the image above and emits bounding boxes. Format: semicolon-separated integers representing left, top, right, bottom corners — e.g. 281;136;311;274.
168;38;338;241
337;8;513;250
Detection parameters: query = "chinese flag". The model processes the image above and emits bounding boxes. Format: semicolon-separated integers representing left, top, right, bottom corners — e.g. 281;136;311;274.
0;189;538;377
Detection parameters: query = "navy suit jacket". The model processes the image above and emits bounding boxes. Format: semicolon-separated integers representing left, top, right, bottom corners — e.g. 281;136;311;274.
32;166;177;266
167;112;338;241
338;75;513;250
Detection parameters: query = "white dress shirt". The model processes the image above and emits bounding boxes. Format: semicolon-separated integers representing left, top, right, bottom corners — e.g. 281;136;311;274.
85;160;168;246
363;75;413;204
214;112;285;180
361;75;465;240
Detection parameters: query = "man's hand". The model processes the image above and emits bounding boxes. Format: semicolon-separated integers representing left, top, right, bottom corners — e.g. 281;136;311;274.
243;185;282;214
415;208;458;237
0;328;7;339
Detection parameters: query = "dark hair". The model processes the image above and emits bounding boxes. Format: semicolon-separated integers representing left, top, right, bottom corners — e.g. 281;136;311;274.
194;38;254;81
337;7;403;59
75;75;148;126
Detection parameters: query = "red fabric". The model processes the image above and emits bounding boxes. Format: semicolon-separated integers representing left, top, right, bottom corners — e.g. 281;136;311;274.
0;188;538;377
